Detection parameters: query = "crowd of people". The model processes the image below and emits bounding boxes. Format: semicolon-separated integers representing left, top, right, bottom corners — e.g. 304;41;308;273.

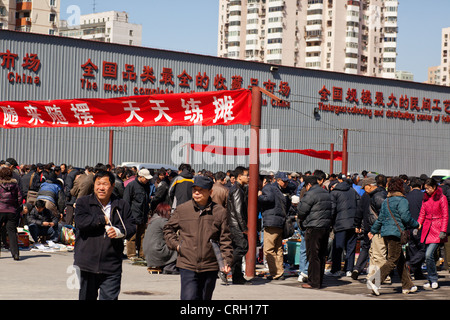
0;157;449;299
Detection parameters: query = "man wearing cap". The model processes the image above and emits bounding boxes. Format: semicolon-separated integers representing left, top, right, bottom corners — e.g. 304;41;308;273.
164;175;233;300
123;168;152;261
258;171;289;280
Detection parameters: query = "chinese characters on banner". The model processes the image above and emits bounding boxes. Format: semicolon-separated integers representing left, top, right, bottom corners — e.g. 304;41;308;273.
0;89;252;129
317;85;450;124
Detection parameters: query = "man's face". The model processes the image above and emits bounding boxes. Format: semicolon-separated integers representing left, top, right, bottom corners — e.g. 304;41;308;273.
238;170;249;185
138;176;149;184
192;186;212;206
94;176;114;204
277;179;288;189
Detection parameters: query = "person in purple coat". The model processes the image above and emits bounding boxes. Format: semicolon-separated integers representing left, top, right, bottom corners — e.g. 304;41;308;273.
0;166;23;260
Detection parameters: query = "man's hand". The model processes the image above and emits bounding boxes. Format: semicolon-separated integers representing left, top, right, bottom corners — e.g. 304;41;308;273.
106;226;117;239
221;264;231;274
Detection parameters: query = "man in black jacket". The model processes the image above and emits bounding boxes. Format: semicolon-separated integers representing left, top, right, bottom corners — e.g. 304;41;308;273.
405;177;426;280
258;171;288;280
169;163;194;210
226;166;250;284
329;174;360;277
123;168;151;261
74;170;136;300
297;175;332;289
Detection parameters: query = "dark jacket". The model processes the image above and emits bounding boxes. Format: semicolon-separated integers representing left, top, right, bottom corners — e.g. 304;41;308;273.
227;181;248;232
64;169;79;206
330;181;360;232
297;184;332;229
355;186;387;232
151;178;171;211
27;207;59;226
74;193;136;274
123;177;150;225
169;169;194;209
258;182;287;229
406;188;423;222
0;178;22;213
163;198;233;273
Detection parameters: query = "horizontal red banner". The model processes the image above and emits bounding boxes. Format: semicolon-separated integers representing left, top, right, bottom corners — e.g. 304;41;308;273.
190;144;342;161
0;89;252;128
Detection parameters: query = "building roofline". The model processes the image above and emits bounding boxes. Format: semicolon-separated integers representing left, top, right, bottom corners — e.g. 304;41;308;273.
1;29;450;92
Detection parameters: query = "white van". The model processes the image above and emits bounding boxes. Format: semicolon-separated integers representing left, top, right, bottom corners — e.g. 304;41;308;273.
430;169;450;181
120;162;178;172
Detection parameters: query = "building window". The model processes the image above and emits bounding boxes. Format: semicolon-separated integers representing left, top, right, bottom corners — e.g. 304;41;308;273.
49;13;56;22
129;30;133;36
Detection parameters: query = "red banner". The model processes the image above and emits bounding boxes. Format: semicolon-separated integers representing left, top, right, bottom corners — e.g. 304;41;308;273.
0;89;252;129
190;144;342;161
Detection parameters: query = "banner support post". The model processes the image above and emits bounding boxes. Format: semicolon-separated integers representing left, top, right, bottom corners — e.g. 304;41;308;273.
246;86;262;278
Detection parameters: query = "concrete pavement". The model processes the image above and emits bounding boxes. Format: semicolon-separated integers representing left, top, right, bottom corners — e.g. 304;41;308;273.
1;247;449;301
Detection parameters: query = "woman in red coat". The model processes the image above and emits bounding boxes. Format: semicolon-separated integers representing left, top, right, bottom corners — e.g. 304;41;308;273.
418;178;449;290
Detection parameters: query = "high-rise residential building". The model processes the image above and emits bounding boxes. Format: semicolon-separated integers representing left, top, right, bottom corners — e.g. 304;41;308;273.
59;11;142;46
0;0;60;35
218;0;399;78
439;27;450;86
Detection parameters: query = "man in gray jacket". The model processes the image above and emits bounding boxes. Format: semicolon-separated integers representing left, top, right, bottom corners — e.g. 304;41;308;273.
297;175;332;289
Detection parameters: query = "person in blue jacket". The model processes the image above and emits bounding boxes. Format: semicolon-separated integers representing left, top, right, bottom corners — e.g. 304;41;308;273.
368;176;419;296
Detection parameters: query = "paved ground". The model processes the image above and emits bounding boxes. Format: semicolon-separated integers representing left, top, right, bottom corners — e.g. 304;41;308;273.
1;247;449;302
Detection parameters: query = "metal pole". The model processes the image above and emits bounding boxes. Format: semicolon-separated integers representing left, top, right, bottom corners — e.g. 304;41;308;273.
246;86;262;278
330;143;334;175
342;129;348;174
109;129;114;166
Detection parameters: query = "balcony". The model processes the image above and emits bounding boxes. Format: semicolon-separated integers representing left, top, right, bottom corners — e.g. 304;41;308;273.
16;2;32;11
16;17;32;27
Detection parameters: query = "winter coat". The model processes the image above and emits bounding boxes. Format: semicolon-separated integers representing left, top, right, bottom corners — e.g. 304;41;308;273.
297;184;332;229
258;182;287;229
163;198;233;273
0;179;22;213
37;181;65;213
212;181;229;209
27;207;59;226
143;215;177;268
405;188;423;222
330;181;360;232
70;173;94;199
356;186;387;233
417;187;449;244
169;169;194;209
370;193;419;239
74;193;136;275
151;178;170;211
227;182;248;232
123;177;151;225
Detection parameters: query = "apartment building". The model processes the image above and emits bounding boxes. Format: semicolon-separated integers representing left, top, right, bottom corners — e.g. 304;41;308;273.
218;0;399;78
426;66;440;85
439;27;450;86
0;0;60;35
59;11;142;46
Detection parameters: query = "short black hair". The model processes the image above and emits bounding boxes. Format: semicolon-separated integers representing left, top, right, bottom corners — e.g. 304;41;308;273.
214;171;226;181
94;170;115;185
35;200;46;208
234;166;248;178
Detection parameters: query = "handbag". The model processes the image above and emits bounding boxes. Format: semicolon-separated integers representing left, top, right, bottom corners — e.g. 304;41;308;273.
386;199;409;245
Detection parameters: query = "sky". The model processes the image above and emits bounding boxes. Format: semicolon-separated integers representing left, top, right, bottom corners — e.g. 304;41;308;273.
60;0;450;83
